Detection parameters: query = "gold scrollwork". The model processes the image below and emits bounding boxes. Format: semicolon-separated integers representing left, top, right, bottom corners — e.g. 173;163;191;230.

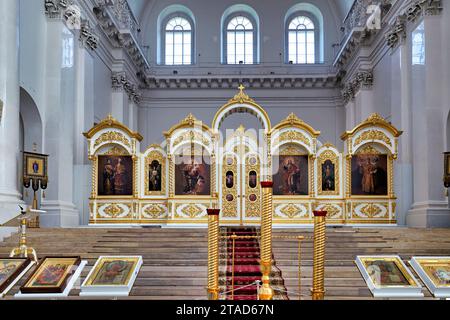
173;131;211;149
143;204;167;219
354;130;392;148
316;203;342;219
277;130;310;148
279;204;301;218
177;204;205;218
353;203;389;219
94;131;131;149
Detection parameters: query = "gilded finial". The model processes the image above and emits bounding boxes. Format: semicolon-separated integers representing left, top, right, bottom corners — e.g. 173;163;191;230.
229;84;255;104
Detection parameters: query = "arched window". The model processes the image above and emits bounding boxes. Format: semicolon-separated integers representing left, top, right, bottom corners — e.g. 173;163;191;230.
163;15;193;65
287;15;316;64
224;15;257;64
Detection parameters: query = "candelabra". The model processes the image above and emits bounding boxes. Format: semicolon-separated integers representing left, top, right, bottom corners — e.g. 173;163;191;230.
10;206;38;262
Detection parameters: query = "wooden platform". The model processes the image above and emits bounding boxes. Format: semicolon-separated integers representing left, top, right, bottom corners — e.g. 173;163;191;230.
0;227;449;300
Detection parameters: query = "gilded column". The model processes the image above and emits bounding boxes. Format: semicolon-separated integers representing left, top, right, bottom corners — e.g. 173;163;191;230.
206;208;220;300
168;155;174;198
90;156;98;198
311;210;327;300
259;181;274;300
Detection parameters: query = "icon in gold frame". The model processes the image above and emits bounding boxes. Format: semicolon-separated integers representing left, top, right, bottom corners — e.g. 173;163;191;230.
80;256;143;296
410;256;450;298
20;256;81;294
356;255;423;297
0;258;32;295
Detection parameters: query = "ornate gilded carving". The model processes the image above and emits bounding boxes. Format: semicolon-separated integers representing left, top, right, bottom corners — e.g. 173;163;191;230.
279;204;301;219
354;203;389;219
316;204;342;219
103;204;124;217
277;130;310;148
222;154;238;218
104;146;128;156
355;145;382;155
228;84;255;104
244;154;261;218
173;131;211;149
354;130;392;147
178;204;204;218
143;204;167;219
94;131;131;149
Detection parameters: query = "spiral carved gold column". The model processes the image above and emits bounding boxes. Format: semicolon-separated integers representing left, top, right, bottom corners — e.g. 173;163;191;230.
311;210;327;300
259;181;274;300
206;208;220;300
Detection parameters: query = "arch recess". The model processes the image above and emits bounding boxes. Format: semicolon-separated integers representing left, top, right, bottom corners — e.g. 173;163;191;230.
212;86;271;133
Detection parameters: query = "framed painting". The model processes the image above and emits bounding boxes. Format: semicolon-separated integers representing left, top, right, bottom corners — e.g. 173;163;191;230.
351;154;388;196
356;256;423;297
81;256;143;296
0;258;32;294
175;155;211;196
23;152;48;179
410;257;450;298
97;155;133;196
20;256;81;294
273;155;309;196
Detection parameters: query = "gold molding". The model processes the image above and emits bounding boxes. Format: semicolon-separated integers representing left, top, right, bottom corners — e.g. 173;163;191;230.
341;113;402;140
83;114;143;141
164;113;212;137
354;130;392;148
272;113;321;137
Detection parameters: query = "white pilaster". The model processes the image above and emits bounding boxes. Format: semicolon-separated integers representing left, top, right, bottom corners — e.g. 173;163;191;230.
407;12;450;227
0;0;23;224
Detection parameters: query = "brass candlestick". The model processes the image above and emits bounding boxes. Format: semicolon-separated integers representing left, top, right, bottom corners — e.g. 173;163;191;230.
10;206;38;262
206;208;220;300
259;181;274;300
311;210;327;300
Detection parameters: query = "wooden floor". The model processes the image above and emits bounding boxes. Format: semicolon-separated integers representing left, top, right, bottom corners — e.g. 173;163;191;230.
1;227;450;300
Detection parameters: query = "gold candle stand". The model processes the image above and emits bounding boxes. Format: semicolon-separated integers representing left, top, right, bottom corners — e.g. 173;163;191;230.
311;210;327;300
10;207;38;262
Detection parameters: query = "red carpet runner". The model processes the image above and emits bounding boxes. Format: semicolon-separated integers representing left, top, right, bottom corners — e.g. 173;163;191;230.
219;227;289;300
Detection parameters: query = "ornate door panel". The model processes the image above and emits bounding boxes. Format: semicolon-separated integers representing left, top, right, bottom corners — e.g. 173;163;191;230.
242;153;261;222
221;153;240;219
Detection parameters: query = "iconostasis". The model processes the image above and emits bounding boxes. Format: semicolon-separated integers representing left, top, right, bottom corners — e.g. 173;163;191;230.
84;89;402;226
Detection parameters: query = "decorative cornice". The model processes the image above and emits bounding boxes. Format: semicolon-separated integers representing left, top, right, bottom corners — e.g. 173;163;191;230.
334;0;394;68
111;72;141;104
385;15;407;49
79;20;98;51
44;0;71;19
93;0;150;83
141;75;340;90
341;69;374;105
385;0;443;50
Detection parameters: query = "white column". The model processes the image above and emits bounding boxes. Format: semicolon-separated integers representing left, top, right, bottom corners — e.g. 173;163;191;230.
0;0;23;224
407;12;450;227
128;99;139;131
73;39;95;226
40;19;79;227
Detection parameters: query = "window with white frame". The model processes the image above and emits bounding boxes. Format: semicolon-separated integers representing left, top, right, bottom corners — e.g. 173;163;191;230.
412;21;425;65
287;15;316;64
164;16;193;65
225;15;256;64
